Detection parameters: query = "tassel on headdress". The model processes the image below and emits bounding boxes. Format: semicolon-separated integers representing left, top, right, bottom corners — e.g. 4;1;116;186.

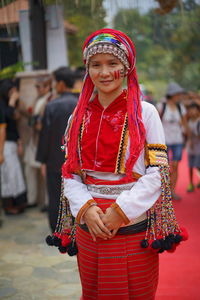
62;28;146;180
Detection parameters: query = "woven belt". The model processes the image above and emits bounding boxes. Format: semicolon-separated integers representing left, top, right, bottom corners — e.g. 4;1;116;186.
79;219;148;235
87;184;134;195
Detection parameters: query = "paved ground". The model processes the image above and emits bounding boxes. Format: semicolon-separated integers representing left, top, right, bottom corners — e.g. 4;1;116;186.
0;208;81;300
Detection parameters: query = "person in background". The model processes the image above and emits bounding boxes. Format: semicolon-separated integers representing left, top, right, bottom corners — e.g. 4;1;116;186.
0;79;27;215
144;90;156;106
0;99;6;164
24;76;53;211
71;66;86;97
0;97;6;225
184;102;200;192
36;67;78;232
157;82;187;200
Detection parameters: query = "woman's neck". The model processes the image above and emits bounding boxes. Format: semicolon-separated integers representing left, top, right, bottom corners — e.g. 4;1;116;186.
98;88;123;108
167;99;177;109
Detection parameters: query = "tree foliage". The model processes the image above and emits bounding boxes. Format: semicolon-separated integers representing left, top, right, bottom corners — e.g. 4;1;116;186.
63;0;106;67
113;2;200;95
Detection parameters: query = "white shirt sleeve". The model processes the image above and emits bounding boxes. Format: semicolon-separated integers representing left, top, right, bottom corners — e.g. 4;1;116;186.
116;102;166;221
64;175;93;218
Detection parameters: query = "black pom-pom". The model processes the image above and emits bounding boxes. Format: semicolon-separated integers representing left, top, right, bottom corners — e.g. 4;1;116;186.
151;240;162;249
174;234;183;243
53;236;62;247
167;234;175;242
141;239;149;248
67;241;78;256
58;246;68;253
46;235;54;246
163;239;173;250
158;248;165;253
158;238;165;248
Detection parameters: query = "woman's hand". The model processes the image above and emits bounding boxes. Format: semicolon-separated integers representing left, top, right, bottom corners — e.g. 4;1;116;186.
0;153;4;164
41;164;46;178
9;88;19;107
100;207;124;238
17;140;24;157
83;206;112;242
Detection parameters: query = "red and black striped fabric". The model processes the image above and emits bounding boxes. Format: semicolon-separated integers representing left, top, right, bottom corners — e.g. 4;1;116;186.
76;198;159;300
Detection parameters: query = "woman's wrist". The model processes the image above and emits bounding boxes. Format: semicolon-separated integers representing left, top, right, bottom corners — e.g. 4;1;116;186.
110;202;130;225
76;199;97;223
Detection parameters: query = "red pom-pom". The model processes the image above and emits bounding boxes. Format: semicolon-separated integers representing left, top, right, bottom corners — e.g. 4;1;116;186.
180;227;189;241
27;106;33;114
53;232;61;238
61;235;71;247
148;240;156;250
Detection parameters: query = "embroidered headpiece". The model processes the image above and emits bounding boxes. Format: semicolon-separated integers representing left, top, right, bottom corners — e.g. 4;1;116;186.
83;33;130;72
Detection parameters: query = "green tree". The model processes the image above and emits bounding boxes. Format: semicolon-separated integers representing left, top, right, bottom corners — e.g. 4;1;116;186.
113;9;173;87
113;4;200;97
63;0;106;66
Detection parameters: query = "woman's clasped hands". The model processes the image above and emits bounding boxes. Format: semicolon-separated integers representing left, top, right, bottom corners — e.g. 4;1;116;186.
83;205;123;242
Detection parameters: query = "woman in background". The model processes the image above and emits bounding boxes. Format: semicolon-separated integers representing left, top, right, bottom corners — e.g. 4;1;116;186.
0;79;27;215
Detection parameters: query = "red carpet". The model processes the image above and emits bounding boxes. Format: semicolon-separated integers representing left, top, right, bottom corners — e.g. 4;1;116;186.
156;151;200;300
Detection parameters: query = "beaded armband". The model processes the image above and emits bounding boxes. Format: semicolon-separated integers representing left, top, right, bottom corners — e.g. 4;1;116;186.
145;144;168;168
141;143;188;253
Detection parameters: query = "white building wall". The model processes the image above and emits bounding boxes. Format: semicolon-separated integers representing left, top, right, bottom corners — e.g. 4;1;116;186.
46;5;68;71
19;10;32;71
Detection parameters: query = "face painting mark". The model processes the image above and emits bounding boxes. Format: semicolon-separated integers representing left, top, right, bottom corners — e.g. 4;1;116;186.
113;69;125;80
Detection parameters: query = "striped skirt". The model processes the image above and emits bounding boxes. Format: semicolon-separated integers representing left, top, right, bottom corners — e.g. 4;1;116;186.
76;199;159;300
0;141;26;198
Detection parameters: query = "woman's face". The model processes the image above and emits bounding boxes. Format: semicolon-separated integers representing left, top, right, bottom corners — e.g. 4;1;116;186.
89;53;125;95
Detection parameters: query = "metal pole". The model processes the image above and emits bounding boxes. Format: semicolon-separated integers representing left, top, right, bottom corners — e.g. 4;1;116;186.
28;0;47;69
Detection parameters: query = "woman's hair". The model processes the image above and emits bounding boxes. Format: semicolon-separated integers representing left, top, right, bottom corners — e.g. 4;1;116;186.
62;28;146;179
36;76;52;88
0;79;15;104
188;102;200;111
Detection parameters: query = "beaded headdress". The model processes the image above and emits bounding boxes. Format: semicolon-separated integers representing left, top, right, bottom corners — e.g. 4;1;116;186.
83;33;130;72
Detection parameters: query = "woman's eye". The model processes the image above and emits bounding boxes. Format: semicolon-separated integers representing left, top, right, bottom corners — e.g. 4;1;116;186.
91;63;100;67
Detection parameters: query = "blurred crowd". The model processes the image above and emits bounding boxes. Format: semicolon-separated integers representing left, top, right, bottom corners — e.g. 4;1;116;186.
145;82;200;200
0;66;85;229
0;69;200;230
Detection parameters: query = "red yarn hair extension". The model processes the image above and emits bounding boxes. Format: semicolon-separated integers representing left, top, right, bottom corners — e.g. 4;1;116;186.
62;28;146;179
62;75;94;177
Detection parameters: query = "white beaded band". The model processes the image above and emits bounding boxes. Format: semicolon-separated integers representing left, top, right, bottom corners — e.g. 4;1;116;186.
83;42;130;72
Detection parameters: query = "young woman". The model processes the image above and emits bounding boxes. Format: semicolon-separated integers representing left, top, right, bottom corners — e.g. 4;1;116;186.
0;79;27;214
157;82;187;200
185;102;200;192
47;29;186;300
